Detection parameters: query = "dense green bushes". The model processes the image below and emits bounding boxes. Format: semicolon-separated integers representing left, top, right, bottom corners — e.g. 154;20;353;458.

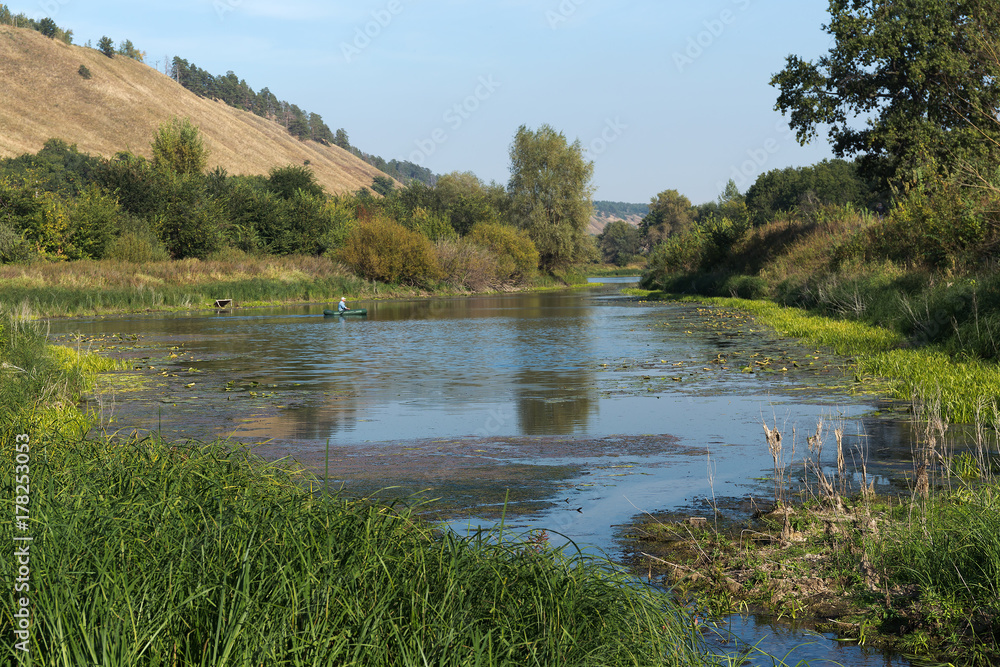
0;128;551;290
339;215;441;286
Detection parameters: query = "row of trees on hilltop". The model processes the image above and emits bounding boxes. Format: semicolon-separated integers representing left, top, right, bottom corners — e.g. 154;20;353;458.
0;4;72;43
0;120;597;288
167;57;436;186
169;57;337;146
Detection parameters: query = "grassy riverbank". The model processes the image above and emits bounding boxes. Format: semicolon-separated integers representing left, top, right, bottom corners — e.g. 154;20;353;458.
618;290;1000;663
628;290;1000;424
2;306;766;666
624;436;1000;665
0;255;603;318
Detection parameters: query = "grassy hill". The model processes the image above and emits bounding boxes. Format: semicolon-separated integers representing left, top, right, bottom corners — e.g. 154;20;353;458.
0;25;388;193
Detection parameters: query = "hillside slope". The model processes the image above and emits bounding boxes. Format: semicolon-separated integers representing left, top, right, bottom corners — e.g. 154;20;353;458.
0;26;387;193
587;213;642;236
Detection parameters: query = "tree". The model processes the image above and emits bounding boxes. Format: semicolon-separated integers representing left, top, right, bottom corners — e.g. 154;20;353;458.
598;220;641;266
639;189;694;249
771;0;1000;185
334;128;350;150
507;124;594;270
151;117;209;176
371;175;395;197
267;165;324;200
97;36;115;58
37;17;56;37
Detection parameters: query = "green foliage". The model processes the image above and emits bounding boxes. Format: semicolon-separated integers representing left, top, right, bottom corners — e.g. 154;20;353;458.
116;38;144;62
37;16;56;37
154;172;225;259
151;117;209;176
467;221;539;281
97;35;114;58
68;185;123;259
94;152;160;218
640;189;695;248
405;206;455;242
508;124;594;270
643;228;705;286
104;230;169;263
0;139;101;197
267;164;324;200
0;222;31;263
339;215;441;286
745;159;877;225
371;175;394;197
77;64;91;79
598;219;642;266
771;0;1000;185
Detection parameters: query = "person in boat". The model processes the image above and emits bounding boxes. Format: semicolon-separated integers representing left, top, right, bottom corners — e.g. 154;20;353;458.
337;297;349;313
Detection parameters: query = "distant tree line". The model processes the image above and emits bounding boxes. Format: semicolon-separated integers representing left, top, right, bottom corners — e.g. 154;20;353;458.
593;201;648;219
0;121;598;288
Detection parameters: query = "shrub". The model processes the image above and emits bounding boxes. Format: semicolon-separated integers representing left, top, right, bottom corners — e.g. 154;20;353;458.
267;165;324;200
104;231;169;263
151;117;209;176
339;216;441;286
467;222;539;281
642;229;705;288
0;223;32;264
435;239;499;291
406;206;456;242
68;185;122;259
77;64;91;79
720;274;768;299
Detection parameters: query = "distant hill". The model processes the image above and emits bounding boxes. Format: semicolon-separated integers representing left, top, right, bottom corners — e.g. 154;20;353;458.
0;25;389;193
587;200;648;235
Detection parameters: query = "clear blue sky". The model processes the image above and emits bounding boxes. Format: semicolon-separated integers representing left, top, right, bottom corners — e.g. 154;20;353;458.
21;0;838;204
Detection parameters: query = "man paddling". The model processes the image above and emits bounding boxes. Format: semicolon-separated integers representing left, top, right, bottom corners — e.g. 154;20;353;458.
338;297;349;313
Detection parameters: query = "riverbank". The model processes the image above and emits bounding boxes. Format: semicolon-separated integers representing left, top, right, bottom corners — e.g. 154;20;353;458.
622;472;1000;665
618;290;1000;664
0;255;609;318
627;290;1000;424
3;304;762;667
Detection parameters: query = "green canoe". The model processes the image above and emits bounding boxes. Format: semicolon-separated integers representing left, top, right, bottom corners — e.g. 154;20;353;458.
324;309;367;317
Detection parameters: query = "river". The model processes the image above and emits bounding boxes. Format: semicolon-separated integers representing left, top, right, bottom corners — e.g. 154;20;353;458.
49;282;917;666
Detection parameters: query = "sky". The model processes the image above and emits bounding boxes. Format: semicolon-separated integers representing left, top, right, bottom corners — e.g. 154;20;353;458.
20;0;840;204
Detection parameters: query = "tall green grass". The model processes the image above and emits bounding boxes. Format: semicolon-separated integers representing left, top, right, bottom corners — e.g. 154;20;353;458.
1;436;713;667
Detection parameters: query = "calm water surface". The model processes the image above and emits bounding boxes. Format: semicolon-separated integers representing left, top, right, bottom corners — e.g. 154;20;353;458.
50;285;917;666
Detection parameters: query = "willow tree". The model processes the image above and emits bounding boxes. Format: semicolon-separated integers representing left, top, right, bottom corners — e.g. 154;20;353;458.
508;124;594;270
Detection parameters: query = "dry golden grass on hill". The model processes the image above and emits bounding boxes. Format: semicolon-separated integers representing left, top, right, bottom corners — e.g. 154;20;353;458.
0;25;390;193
